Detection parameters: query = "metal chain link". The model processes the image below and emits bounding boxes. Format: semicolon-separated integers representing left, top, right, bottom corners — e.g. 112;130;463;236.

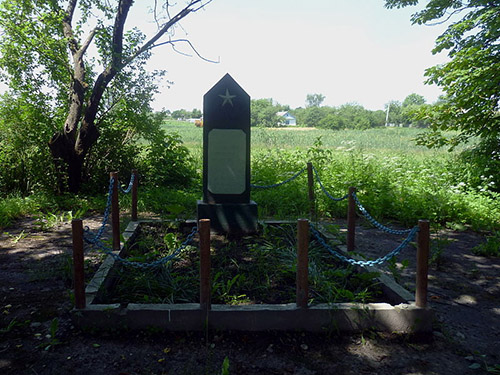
84;225;198;269
82;163;419;270
311;165;349;202
352;191;413;235
83;177;114;244
310;223;419;267
251;166;306;189
119;173;135;194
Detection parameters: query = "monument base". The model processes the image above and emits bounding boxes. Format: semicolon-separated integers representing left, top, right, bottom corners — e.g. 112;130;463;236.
197;200;258;235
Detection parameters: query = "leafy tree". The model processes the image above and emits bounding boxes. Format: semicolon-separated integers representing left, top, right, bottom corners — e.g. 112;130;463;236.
401;93;428;127
306;93;326;108
191;108;202;118
300;103;384;130
402;93;426;108
251;98;285;127
0;93;60;194
336;103;373;130
384;100;403;126
302;106;329;128
318;112;343;130
171;109;190;120
385;0;500;148
370;110;387;128
0;0;211;193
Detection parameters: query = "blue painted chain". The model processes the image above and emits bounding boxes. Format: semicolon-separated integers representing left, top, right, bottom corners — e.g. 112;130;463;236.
310;223;419;267
351;191;413;235
83;177;114;244
251;167;306;189
84;225;198;269
119;173;135;194
311;165;349;202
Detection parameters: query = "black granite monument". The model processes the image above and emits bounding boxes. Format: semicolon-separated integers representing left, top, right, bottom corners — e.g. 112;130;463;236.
197;73;258;234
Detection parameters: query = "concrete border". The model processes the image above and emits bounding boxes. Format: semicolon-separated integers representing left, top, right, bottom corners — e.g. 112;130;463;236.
74;220;432;333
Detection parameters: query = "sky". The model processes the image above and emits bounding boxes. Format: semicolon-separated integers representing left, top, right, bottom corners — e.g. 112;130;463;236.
131;0;450;112
0;0;449;112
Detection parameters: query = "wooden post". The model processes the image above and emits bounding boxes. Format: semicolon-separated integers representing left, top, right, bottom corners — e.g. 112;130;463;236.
296;218;309;308
110;172;120;251
416;220;430;308
131;169;138;221
199;219;211;312
307;162;315;220
347;187;356;252
72;219;85;309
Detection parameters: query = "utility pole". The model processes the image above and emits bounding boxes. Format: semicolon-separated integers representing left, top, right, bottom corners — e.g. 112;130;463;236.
385;103;390;127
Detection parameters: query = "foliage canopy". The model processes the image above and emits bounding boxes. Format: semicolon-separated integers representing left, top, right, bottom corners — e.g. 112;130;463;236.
0;0;210;193
385;0;500;148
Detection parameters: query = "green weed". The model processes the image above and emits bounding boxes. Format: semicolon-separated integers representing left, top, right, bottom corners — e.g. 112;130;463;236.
221;356;230;375
472;231;500;257
2;127;498;232
163;124;499;230
387;257;409;283
3;230;28;243
105;223;381;305
429;236;452;269
39;318;61;351
0;318;19;334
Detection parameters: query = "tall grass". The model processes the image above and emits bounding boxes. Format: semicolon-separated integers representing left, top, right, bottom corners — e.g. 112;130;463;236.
251;148;500;230
0;193;98;229
1;122;496;231
162;121;474;154
162;121;498;230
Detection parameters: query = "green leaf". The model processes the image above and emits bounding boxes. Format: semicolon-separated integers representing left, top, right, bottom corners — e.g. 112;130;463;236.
221;356;230;375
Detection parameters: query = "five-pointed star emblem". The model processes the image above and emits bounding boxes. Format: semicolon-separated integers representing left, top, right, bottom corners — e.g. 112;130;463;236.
219;89;236;106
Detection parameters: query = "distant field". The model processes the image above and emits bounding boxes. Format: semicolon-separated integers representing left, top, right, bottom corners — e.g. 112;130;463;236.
162;120;465;155
162;120;498;230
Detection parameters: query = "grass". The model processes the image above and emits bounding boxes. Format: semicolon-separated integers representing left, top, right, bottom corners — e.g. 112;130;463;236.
472;231;500;257
162;120;474;154
1;122;497;233
0;191;106;229
104;222;382;305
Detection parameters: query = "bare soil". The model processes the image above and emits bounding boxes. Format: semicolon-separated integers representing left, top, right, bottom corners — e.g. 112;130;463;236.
0;215;499;375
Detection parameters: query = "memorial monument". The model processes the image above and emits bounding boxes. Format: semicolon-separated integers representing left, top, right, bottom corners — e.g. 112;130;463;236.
197;73;258;235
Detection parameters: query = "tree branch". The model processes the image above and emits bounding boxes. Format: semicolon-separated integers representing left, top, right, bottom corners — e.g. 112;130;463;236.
78;0;134;155
153;38;219;63
63;0;79;55
123;0;212;67
76;27;99;60
424;6;469;26
111;0;134;71
66;0;78;24
94;92;126;127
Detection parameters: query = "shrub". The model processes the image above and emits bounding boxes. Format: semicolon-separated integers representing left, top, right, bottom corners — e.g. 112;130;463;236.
472;231;500;257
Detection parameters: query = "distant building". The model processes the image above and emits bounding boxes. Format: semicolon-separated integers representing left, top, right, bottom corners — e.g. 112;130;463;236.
276;111;297;126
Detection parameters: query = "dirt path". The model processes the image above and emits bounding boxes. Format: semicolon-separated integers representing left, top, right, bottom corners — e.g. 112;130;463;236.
0;216;499;374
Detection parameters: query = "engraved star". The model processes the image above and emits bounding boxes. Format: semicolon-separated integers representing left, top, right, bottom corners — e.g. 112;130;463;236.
219;89;236;107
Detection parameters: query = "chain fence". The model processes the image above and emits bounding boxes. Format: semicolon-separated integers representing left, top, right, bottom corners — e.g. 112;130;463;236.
85;226;198;270
83;177;114;244
310;223;419;267
82;173;199;269
119;172;135;194
311;165;349;202
250;166;306;189
249;162;420;266
81;164;422;269
351;191;413;235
